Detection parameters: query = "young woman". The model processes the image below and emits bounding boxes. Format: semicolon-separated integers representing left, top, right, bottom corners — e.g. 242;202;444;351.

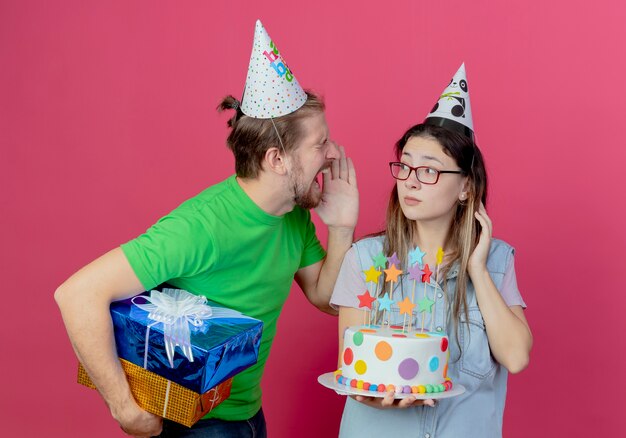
330;123;532;437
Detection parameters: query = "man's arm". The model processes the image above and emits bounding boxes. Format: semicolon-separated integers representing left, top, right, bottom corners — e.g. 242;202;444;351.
295;226;354;315
54;247;163;437
295;145;358;314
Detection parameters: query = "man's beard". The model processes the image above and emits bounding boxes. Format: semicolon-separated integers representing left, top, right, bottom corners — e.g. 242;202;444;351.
294;181;321;209
290;159;324;210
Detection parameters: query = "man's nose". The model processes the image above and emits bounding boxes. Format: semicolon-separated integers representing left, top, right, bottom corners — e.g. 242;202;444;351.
326;140;340;159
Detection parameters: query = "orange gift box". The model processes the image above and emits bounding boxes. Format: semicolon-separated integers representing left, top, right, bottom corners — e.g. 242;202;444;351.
77;359;232;427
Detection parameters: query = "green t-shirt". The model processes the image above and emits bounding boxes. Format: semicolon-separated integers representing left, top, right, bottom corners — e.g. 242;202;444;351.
121;175;326;420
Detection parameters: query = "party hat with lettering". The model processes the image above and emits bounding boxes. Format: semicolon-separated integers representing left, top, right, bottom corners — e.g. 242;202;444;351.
425;63;474;140
240;20;307;119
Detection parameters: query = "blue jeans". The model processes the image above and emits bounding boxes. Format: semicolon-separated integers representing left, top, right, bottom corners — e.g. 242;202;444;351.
158;408;267;438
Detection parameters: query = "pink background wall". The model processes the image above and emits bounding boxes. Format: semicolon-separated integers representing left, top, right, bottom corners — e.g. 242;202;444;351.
2;1;625;436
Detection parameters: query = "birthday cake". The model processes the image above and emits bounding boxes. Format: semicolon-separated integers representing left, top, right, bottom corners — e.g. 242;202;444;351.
332;246;454;395
335;324;452;395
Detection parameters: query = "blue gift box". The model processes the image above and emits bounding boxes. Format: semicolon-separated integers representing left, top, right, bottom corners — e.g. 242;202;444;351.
111;290;263;394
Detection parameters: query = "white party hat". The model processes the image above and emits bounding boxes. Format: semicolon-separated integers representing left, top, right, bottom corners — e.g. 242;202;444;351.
425;63;474;140
240;20;307;119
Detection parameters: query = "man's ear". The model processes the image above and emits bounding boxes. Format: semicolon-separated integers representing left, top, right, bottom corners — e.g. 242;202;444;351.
263;146;287;175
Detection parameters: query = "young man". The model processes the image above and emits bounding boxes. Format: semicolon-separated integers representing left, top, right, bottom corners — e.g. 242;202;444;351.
55;21;358;437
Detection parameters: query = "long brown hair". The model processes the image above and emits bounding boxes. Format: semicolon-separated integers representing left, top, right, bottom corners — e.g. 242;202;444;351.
217;92;325;178
384;123;487;333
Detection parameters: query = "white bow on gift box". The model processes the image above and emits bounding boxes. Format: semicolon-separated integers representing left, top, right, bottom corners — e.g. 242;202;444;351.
131;288;253;368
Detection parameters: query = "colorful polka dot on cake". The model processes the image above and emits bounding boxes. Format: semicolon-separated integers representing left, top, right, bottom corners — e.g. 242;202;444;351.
429;356;439;372
375;341;393;361
354;360;367;375
353;331;364;345
343;348;353;366
398;358;419;380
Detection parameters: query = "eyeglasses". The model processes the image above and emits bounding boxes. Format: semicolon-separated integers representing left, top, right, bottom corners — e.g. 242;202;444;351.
389;162;464;185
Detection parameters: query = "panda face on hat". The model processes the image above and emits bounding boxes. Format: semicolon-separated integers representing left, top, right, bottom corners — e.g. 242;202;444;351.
425;63;474;138
432;77;469;116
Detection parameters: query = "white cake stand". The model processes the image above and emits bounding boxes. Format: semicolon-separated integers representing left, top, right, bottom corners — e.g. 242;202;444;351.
318;372;466;400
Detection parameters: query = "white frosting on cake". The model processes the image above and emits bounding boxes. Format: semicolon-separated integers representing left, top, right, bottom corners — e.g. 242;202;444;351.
341;325;449;388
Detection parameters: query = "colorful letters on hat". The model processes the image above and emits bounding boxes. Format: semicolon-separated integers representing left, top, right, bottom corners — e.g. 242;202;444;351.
240;20;307;119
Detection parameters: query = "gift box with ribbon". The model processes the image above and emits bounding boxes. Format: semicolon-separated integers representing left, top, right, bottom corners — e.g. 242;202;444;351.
111;288;263;394
78;359;232;427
